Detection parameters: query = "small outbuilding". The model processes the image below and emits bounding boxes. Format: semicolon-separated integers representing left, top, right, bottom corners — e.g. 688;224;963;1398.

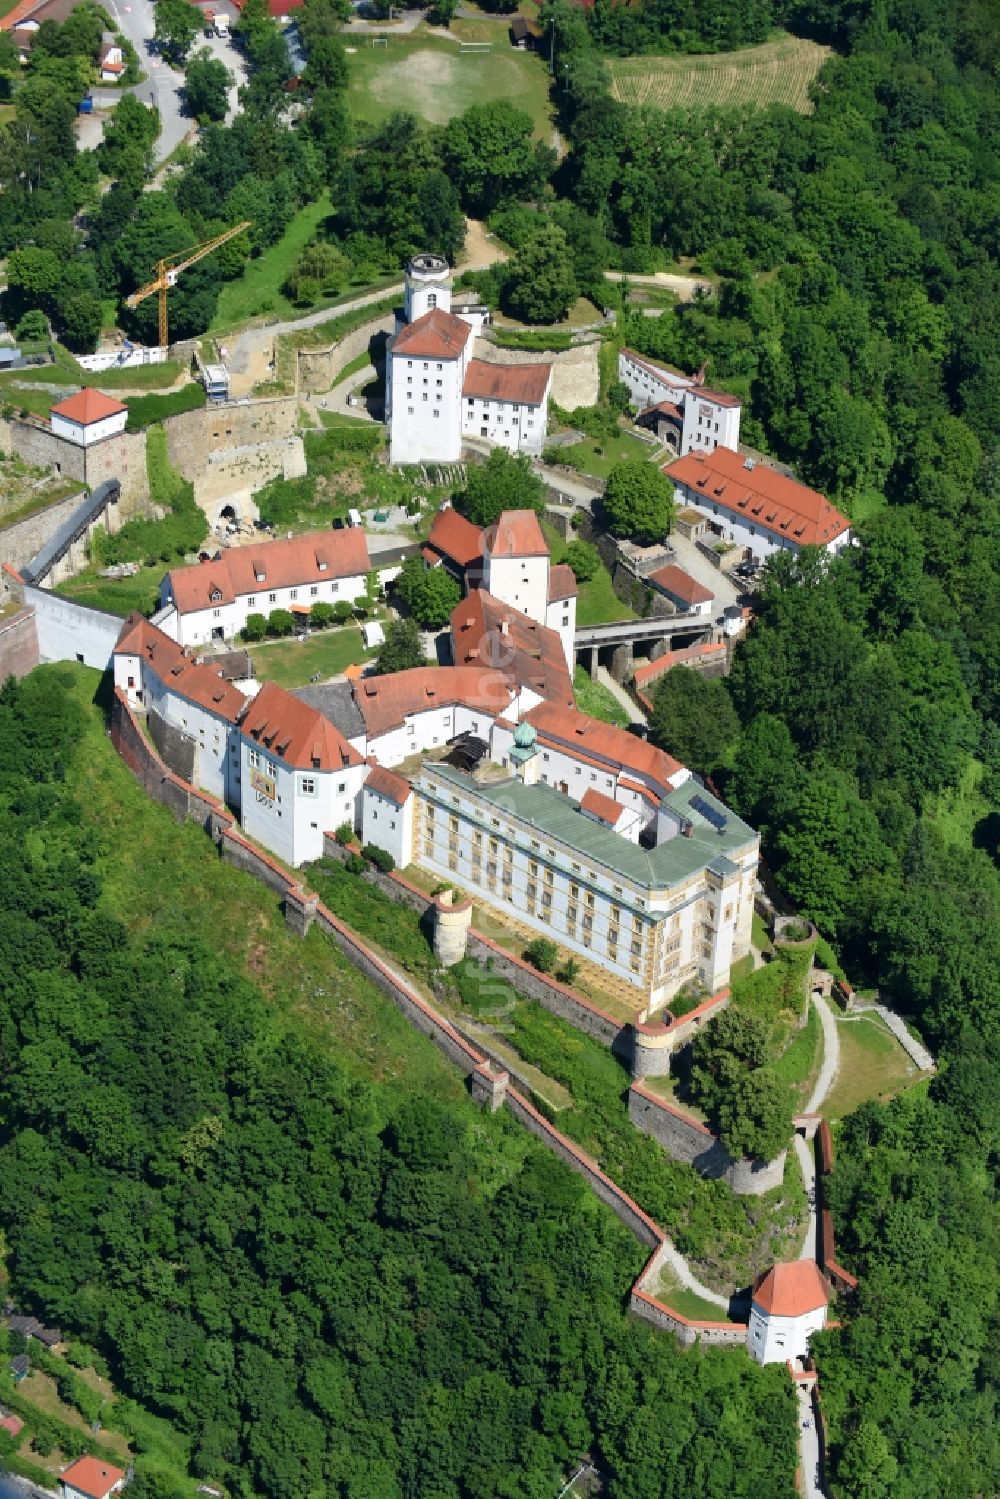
50;389;127;448
747;1259;829;1366
510;15;528;46
362;621;385;650
648;563;714;615
59;1457;128;1499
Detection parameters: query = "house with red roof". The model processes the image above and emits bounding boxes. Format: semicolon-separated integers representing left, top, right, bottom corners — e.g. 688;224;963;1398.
361;764;414;867
665;448;852;562
647;563;714;616
618;348;742;456
59;1456;127;1499
386;255;551;465
157;528;371;648
50;389;127;448
747;1260;830;1365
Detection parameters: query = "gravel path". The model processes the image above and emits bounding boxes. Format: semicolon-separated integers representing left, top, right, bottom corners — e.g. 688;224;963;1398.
804;995;840;1115
657;1240;730;1310
596;666;644;725
604;268;714;303
793;1131;817;1262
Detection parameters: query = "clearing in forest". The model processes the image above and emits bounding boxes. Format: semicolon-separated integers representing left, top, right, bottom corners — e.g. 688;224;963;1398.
346;30;553;137
609;34;832;115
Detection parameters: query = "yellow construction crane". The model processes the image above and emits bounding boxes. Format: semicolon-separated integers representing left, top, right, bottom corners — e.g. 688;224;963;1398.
125;221;252;349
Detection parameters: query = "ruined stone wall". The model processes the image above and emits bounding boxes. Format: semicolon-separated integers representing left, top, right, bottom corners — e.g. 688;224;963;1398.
148;707;196;784
8;421;146;511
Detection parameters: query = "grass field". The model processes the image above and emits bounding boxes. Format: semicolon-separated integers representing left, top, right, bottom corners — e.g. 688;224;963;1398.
825;1013;919;1119
553;430;654;480
212;196;334;330
541;518;635;627
609;34;832;115
573;664;630;727
54;561;163;618
345;30;553;138
246;625;377;688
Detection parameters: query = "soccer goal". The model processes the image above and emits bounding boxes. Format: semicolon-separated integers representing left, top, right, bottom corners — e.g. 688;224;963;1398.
459;41;493;53
370;33;389;47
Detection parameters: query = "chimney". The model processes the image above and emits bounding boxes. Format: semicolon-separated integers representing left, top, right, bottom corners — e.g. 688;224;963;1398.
682;821;694;838
500;620;510;636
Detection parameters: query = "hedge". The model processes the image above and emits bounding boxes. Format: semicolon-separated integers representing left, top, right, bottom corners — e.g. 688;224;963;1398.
125;382;206;431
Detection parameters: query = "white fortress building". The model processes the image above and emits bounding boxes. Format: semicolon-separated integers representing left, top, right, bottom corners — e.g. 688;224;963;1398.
665;448;852;562
50;389;128;447
747;1260;830;1365
386;254;552;466
113;511;757;1007
618;349;742;456
156;529;372;648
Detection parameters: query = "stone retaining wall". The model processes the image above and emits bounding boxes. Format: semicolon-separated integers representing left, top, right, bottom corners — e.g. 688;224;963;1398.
630;990;730;1077
0;607;38;680
0;490;90;576
628;1083;786;1195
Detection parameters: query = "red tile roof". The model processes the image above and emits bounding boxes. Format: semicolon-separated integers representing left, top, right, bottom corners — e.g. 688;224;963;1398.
365;764;412;804
486;509;548;559
451;589;573;707
165;529;370;615
697;386;742;409
425;507;484;570
639;400;683;421
525;700;686;794
752;1260;829;1319
50;388;127;425
620;348;692;386
632;641;727;688
59;1457;126;1499
579;787;628;826
648;563;713;606
115;615;248;723
666;448;850;549
462;358;551;406
392;307;471;361
548;563;577;602
241;680;361;772
354;664;512;738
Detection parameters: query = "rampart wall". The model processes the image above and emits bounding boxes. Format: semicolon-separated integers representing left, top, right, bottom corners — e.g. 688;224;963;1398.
25;585;124;671
9;420;147;509
112;704;748;1350
297;316;395;394
164;397;300;480
0;607;39;680
0;491;89;575
628;1083;786;1195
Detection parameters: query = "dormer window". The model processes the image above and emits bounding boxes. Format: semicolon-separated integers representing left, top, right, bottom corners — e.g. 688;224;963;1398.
255;572;265;583
210;588;222;603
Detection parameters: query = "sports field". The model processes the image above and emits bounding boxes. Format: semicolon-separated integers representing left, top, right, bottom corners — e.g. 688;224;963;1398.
346;27;553;137
609;34;832;115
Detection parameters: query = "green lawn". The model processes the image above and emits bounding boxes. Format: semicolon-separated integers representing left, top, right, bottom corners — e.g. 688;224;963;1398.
554;430;656;481
575;563;636;627
771;999;822;1107
345;29;553;138
246;624;377;688
824;1013;920;1119
332;349;376;387
751;910;773;953
573;664;630;726
0;477;84;531
54;562;164;618
649;1265;733;1322
212;196;334;330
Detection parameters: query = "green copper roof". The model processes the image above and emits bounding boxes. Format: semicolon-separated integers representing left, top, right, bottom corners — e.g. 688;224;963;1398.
418;762;757;894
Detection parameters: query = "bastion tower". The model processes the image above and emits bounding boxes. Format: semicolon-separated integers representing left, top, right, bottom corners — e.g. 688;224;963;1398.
403;253;453;323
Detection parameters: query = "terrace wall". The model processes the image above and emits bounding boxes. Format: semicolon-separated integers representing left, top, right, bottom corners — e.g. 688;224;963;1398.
628;1082;786;1195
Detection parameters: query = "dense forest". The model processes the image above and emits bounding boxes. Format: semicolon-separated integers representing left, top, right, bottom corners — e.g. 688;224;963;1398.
0;671;798;1497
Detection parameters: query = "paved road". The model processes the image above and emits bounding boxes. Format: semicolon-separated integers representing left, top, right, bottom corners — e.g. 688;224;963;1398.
90;1;246;164
793;1131;817;1262
796;1384;824;1499
804;995;840;1116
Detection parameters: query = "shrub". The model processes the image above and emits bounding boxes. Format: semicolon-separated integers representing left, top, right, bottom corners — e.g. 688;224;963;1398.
310;600;335;627
15;309;48;341
524;937;558;974
267;608;295;636
242;612;267;642
124;382;206;432
557;957;580;986
563;538;600;582
333;600;353;624
334;821;354;845
344;852;366;874
362;844;395;873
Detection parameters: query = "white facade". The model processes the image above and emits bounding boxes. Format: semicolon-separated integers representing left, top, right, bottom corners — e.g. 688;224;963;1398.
362;778;415;867
483;549;549;626
50;408;128;447
239;737;366;868
669;479;853;564
414;761;756;1008
387;348;466;465
747;1300;827;1365
460;383;550;458
404;253;453;322
159;570;369;649
362;699;498;769
618;349;741;457
545;591;576;673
